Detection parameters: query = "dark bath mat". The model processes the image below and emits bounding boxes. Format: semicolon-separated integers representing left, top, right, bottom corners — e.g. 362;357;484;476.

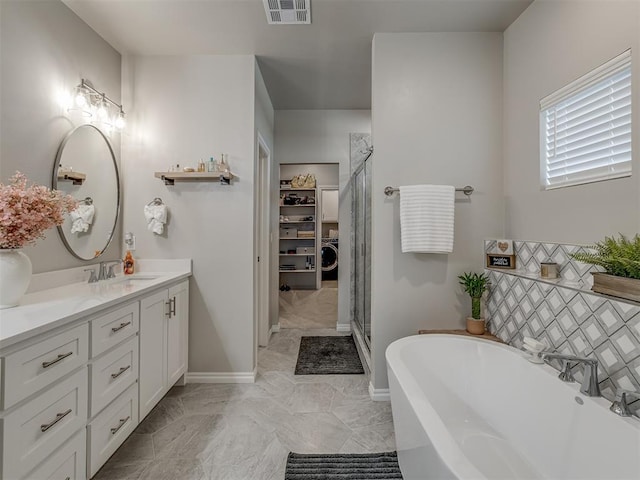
294;335;364;375
285;452;403;479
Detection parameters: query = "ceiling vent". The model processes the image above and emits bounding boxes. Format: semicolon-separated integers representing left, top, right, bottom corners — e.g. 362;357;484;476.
263;0;310;25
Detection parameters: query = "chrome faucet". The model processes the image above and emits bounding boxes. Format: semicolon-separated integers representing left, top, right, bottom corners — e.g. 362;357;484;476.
609;388;640;417
97;261;109;281
84;268;98;283
105;260;123;279
540;352;602;397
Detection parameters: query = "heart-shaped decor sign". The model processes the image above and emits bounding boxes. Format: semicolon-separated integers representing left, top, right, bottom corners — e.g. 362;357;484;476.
497;241;509;252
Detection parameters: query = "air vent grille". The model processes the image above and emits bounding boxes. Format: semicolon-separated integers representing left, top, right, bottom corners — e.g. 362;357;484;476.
263;0;310;24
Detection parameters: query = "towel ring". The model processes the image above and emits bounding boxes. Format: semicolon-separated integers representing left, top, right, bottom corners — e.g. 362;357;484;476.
147;197;164;206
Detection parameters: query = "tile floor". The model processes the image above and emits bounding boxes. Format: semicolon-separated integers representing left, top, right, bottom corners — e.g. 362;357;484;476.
94;328;395;480
279;286;338;329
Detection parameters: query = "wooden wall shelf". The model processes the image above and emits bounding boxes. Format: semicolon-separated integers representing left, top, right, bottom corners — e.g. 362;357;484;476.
154;171;236;186
57;172;86;185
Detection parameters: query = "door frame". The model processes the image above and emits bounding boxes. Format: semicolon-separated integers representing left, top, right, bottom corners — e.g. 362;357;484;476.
255;132;271;348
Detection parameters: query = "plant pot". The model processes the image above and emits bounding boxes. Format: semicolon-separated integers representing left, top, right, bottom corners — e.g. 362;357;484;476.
0;249;32;309
466;317;486;335
591;273;640;303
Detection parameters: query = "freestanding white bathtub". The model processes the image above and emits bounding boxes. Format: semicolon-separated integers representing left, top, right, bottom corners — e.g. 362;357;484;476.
386;334;640;480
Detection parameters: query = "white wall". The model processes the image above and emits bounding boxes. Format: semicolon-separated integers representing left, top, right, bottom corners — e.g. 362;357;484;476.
121;55;258;375
370;33;504;390
0;0;121;272
275;110;372;329
503;0;640;243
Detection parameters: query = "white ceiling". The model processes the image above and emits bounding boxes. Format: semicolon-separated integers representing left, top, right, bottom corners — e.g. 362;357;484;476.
63;0;533;110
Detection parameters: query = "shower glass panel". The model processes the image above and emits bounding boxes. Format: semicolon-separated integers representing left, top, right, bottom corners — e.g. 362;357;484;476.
352;156;371;348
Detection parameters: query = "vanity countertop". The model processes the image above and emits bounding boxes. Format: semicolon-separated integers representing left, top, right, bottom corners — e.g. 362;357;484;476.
0;259;191;351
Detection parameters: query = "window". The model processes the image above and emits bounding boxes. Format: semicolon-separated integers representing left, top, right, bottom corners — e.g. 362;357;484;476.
540;50;632;189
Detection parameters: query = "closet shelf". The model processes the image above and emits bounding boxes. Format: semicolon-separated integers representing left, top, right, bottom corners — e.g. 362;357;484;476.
279;269;316;273
279;204;316;208
280;253;316;256
279;237;316;240
154;171;236;186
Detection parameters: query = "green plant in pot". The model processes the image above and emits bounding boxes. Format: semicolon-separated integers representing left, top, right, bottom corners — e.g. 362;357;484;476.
458;272;489;335
569;234;640;302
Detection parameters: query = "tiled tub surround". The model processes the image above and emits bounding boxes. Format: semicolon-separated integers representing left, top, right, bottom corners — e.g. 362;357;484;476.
484;240;640;414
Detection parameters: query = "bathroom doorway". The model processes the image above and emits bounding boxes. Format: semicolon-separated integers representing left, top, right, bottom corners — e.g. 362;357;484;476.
278;163;339;329
255;133;271;347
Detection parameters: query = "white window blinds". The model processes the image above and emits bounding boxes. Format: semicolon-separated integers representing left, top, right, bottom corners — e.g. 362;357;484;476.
540;50;632;189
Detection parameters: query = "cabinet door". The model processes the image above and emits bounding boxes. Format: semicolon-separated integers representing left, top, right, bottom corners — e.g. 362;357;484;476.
167;280;189;387
321;189;339;222
139;289;168;420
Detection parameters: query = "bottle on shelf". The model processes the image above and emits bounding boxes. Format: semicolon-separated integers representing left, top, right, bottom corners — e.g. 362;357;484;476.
208;157;216;172
198;159;206;172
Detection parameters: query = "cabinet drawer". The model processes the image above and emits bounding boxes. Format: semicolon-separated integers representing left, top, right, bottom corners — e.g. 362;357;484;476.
90;302;139;358
88;383;138;478
2;368;87;480
23;429;87;480
2;323;88;409
89;336;138;417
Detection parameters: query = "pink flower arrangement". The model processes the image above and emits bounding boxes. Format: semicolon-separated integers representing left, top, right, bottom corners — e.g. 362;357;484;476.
0;172;77;249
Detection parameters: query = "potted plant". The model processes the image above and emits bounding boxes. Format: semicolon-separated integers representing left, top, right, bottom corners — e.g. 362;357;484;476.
458;272;489;334
570;234;640;302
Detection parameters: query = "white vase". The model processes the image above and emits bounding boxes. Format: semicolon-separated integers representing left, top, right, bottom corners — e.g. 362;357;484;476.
0;249;32;309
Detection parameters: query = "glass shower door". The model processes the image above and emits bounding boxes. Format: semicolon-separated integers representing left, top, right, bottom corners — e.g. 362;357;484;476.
352;157;371;348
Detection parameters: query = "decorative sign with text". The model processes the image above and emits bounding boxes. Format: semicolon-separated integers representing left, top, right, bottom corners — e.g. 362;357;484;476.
486;253;516;269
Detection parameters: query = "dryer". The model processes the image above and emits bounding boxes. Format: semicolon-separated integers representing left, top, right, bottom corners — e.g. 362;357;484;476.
321;238;338;280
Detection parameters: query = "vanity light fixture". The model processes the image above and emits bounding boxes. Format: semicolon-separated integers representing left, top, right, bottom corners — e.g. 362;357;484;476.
68;79;126;131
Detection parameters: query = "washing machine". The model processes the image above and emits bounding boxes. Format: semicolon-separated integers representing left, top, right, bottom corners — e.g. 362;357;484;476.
321;238;338;280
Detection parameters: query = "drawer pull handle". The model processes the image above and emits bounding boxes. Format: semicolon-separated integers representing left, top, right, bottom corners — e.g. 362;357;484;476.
42;351;73;368
40;408;72;432
110;416;130;435
111;365;131;379
111;321;132;333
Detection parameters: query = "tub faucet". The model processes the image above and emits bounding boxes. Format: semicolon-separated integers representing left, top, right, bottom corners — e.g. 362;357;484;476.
609;388;640;417
540;352;601;397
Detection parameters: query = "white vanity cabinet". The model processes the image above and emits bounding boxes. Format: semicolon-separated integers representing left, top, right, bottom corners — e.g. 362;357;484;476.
139;279;189;420
0;271;190;480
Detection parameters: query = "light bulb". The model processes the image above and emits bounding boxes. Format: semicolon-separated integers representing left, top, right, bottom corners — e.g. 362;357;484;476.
115;110;126;130
96;97;109;121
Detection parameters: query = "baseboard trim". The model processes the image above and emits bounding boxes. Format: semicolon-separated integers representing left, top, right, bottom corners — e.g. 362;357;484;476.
336;323;351;332
270;323;280;334
369;382;390;402
186;369;257;384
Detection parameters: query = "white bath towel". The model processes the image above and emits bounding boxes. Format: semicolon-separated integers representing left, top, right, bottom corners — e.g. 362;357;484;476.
399;185;455;254
144;204;167;235
70;204;95;234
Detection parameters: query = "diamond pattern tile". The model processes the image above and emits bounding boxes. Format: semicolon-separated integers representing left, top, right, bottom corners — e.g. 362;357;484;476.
566;329;592;357
556;308;579;337
609;326;640;363
485;239;640;399
594;341;626;375
611;300;640;322
594;303;625;336
580;316;609;349
568;295;593;324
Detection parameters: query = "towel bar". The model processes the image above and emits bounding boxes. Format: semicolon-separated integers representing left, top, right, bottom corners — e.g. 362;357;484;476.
384;185;474;197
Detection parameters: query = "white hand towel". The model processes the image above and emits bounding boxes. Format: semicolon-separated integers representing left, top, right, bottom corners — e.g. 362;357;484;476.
144;204;167;235
70;204;95;234
399;185;455;254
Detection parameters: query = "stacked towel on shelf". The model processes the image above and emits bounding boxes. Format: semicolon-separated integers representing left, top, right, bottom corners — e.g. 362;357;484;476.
144;204;167;235
70;204;95;233
399;184;455;254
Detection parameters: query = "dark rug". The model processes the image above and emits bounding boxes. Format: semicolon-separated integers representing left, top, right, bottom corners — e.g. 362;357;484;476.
294;336;364;375
285;452;403;479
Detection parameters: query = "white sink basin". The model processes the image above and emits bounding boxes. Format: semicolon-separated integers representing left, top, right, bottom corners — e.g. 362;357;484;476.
113;275;161;284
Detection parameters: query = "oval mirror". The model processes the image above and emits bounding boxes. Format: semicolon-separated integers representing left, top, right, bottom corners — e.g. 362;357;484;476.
53;124;120;260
